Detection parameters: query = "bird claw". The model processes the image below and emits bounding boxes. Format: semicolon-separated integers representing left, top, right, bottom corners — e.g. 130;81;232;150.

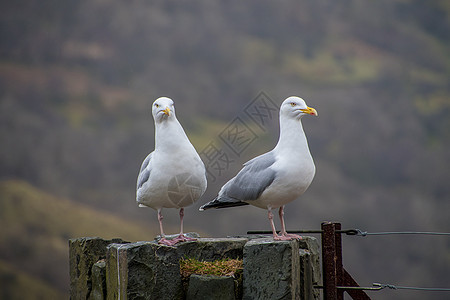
274;233;303;241
172;234;197;244
158;237;176;246
157;234;197;246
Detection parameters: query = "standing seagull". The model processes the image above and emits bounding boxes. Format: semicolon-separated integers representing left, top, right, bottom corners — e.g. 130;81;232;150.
137;97;207;246
200;96;317;240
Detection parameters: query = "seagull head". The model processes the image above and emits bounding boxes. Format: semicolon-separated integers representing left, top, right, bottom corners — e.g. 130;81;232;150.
280;96;318;120
152;97;175;122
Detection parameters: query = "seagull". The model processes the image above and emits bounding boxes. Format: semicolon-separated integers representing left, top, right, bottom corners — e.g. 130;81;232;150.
200;96;317;240
136;97;207;246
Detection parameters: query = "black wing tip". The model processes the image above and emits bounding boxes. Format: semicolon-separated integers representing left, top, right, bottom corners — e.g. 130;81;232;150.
199;199;218;211
199;198;249;211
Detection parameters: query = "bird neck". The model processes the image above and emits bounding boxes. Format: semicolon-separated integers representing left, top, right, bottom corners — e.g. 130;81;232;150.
155;118;192;151
274;116;311;155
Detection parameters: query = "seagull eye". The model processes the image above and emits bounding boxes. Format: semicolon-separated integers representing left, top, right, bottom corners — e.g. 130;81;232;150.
290;102;296;107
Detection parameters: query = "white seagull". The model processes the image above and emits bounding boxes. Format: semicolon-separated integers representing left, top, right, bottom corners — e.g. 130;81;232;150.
200;96;317;240
137;97;207;246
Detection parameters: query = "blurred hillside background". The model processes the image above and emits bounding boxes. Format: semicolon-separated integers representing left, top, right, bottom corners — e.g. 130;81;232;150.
1;0;449;299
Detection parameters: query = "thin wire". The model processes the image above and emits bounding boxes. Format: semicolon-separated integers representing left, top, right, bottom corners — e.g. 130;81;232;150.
246;229;450;236
314;283;450;292
354;229;450;237
373;283;450;292
246;230;323;235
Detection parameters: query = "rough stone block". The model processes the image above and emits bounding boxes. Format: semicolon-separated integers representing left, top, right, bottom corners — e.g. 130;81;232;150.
177;238;248;261
89;260;106;300
187;274;236;300
298;237;321;300
298;237;320;283
71;235;320;300
243;238;301;300
69;237;128;300
106;242;183;300
298;249;313;300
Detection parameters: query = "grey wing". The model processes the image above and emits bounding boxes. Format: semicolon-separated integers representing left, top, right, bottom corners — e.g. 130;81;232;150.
137;152;153;191
223;152;276;201
199;152;276;210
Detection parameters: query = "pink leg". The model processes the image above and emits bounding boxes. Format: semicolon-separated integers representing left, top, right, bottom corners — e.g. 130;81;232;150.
278;206;302;240
268;207;279;239
179;207;185;235
157;209;173;246
166;208;197;246
158;208;165;236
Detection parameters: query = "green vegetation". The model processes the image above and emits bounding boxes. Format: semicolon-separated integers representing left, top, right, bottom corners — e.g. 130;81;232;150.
180;257;243;278
0;180;160;296
180;257;244;298
0;260;65;300
0;180;155;240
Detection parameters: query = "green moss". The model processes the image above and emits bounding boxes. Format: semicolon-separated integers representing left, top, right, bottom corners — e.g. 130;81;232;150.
180;257;243;278
180;257;244;298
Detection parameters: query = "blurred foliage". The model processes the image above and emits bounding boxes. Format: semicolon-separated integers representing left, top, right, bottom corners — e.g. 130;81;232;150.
0;260;64;300
0;1;449;299
0;180;163;296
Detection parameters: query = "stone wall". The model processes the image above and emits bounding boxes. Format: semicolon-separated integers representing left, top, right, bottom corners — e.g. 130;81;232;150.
69;235;320;300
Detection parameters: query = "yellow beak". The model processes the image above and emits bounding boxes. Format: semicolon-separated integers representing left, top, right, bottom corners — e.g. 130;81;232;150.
163;107;171;116
300;106;318;116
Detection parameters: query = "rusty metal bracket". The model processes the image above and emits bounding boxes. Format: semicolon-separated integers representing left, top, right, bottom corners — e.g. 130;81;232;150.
321;222;371;300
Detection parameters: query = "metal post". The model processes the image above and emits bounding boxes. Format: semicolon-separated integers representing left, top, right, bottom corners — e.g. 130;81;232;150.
321;222;338;300
322;222;371;300
335;223;344;300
